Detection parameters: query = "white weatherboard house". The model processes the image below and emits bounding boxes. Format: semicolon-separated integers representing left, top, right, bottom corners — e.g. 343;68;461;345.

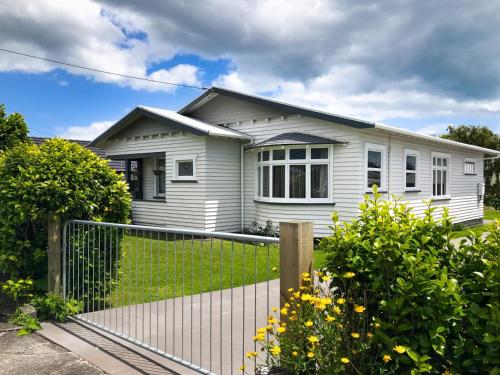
91;87;500;237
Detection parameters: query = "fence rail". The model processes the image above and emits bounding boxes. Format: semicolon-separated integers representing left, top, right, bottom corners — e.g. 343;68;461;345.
62;219;281;375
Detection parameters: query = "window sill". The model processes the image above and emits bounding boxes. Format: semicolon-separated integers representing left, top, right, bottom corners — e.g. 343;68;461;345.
133;199;167;203
254;199;335;205
431;196;451;201
152;196;165;200
170;179;198;183
365;190;388;194
464;173;477;176
405;189;422;193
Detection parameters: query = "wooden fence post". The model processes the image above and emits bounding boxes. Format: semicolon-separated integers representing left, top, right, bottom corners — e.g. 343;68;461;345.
279;221;314;308
47;216;61;295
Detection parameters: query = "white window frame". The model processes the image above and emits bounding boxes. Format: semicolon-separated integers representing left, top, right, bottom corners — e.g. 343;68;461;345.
254;145;333;203
431;152;450;199
154;157;166;197
464;158;477;175
172;155;197;181
404;149;419;191
364;143;386;192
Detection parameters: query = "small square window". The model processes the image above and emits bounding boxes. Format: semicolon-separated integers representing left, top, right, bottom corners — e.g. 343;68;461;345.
177;160;193;177
464;160;476;175
289;148;306;160
262;151;270;161
273;149;286;160
311;148;328;159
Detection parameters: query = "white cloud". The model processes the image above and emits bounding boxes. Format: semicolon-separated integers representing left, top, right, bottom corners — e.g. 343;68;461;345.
57;120;114;140
415;124;450;136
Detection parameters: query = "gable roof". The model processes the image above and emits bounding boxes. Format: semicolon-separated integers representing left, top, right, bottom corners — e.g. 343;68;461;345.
90;105;252;146
247;132;347;149
180;86;500;156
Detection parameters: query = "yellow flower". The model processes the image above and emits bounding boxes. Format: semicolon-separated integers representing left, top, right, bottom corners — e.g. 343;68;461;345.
374;322;381;328
302;272;310;278
246;351;258;358
287;287;294;292
341;357;350;364
367;332;373;338
307;335;319;345
307;352;315;358
351;332;360;339
290;296;295;301
442;370;452;375
351;349;357;355
383;354;392;363
270;345;281;356
276;326;286;334
322;275;331;282
256;327;266;335
292;351;298;357
272;307;277;313
280;307;288;316
333;306;341;314
268;317;278;325
336;298;346;305
326;315;335;322
393;345;406;354
240;365;246;371
305;320;313;328
294;292;300;298
272;266;278;272
253;333;265;341
266;325;273;331
354;305;366;313
344;272;356;278
284;303;290;308
301;293;312;301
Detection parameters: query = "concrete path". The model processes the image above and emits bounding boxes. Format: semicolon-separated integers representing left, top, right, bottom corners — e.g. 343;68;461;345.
0;329;104;375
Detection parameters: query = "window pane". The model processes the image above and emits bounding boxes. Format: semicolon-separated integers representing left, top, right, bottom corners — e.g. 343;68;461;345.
437;158;442;166
258;152;261;162
273;149;286;160
437;170;442;196
178;161;193;176
405;172;416;188
290;148;306;160
368;150;381;168
311;148;328;159
272;165;285;198
289;165;306;198
443;158;447;167
433;170;436;195
263;166;269;197
406;155;416;171
257;167;261;196
367;170;381;187
262;151;270;161
442;170;446;195
157;172;165;194
311;164;328;198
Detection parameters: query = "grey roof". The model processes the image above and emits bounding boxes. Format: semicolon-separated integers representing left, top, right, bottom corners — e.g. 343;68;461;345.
247;132;347;148
29;137;125;171
179;86;376;129
90;105;251;146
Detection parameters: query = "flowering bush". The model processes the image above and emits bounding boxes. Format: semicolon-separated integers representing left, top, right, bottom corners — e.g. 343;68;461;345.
244;272;410;374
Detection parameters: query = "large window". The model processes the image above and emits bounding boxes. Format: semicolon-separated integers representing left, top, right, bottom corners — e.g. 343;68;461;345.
365;143;386;190
432;153;450;198
255;146;331;202
404;149;419;190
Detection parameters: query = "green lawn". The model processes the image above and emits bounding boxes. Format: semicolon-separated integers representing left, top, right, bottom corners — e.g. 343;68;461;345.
109;235;327;307
484;207;500;220
450;208;499;239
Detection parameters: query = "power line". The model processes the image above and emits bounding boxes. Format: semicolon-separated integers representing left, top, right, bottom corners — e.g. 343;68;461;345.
0;47;208;91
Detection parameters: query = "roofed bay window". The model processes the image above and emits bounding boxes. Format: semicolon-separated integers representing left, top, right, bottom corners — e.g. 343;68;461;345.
255;146;332;203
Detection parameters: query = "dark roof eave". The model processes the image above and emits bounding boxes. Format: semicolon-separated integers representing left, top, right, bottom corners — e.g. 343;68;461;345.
179;87;376;130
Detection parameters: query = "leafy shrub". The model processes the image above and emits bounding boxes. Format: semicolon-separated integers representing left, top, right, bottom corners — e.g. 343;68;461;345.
9;308;41;336
31;294;81;322
484;194;500;210
0;139;131;297
320;187;460;374
1;278;34;302
0;104;29;151
244;220;279;237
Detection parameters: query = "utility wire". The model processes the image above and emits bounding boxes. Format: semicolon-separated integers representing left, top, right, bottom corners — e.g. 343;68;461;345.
0;47;208;90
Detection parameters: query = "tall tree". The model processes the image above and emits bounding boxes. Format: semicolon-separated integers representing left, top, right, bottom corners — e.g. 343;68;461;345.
0;104;29;151
441;125;500;194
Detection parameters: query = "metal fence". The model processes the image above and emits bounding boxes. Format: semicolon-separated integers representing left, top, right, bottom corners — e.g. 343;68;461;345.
63;219;280;375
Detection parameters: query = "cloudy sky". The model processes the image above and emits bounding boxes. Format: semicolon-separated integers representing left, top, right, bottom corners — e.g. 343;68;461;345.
1;0;499;140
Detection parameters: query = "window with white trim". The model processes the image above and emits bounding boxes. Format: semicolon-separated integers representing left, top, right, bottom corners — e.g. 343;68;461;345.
404;149;419;190
255;146;331;202
173;156;196;180
365;143;385;190
464;158;476;175
432;153;450;198
154;158;166;196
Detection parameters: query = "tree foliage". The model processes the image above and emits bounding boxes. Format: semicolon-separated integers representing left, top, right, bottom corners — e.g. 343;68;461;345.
0;139;131;291
441;125;500;195
0;104;29;152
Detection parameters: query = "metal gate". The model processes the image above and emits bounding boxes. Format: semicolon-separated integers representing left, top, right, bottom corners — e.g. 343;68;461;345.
63;220;280;375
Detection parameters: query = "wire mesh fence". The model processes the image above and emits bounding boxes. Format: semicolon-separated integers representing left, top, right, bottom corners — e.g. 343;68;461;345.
63;219;280;375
